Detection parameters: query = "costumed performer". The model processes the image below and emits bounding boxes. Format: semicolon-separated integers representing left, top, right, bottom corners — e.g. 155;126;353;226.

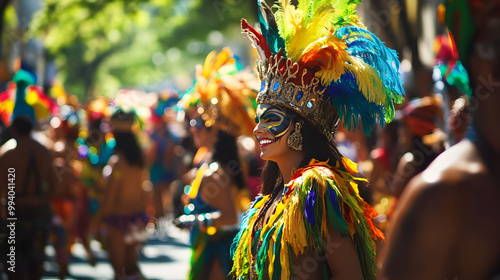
231;0;405;279
97;109;149;280
174;48;257;280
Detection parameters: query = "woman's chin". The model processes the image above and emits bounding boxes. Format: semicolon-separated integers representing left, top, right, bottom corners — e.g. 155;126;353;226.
260;151;271;161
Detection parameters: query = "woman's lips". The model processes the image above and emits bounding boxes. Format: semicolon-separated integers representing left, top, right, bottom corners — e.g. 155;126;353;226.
259;138;274;148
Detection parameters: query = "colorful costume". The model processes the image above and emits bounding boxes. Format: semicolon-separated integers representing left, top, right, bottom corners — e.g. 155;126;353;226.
177;48;257;280
232;159;385;279
231;0;405;279
183;161;240;280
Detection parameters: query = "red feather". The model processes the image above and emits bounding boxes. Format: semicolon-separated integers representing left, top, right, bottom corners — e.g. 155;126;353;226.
241;19;272;60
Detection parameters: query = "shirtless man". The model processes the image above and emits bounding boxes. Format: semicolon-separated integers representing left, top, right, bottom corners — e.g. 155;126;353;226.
0;116;60;280
380;1;500;279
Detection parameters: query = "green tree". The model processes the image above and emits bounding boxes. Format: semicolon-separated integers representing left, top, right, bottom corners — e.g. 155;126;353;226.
30;0;255;100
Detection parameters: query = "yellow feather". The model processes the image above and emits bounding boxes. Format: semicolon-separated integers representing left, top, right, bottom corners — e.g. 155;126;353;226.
268;235;275;279
281;242;290;279
343;56;387;104
202;51;216;78
286;6;335;61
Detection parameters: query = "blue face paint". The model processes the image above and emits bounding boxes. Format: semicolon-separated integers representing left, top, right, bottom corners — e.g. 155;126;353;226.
255;105;292;140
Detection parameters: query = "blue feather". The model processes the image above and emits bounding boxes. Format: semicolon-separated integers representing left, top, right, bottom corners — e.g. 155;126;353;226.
230;205;259;258
325;72;386;135
336;26;405;98
305;190;317;225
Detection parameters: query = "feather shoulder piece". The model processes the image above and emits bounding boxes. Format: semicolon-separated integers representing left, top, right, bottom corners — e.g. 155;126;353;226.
231;158;384;280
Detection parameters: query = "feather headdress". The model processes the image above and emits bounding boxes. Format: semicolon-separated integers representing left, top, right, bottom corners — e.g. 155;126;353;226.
179;48;258;137
0;69;59;126
243;0;405;137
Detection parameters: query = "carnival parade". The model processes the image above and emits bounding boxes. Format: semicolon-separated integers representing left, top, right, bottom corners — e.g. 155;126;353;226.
0;0;499;279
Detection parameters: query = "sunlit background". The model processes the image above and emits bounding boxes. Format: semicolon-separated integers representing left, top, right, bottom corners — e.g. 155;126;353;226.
1;0;446;102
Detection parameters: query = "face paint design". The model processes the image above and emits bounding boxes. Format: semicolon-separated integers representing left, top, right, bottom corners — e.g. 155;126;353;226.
255;105;292;141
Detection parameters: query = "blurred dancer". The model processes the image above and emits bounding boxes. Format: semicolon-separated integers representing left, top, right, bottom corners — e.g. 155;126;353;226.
48;107;80;279
98;110;148;280
146;105;177;220
76;98;114;246
381;0;500;278
391;96;445;198
175;48;256;280
368;120;401;226
231;0;404;279
434;34;472;145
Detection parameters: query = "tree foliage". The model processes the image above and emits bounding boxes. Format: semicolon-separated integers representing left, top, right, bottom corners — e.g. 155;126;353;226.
30;0;255;100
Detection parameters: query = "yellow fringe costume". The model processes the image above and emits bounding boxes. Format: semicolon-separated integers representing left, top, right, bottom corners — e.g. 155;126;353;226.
231;159;384;279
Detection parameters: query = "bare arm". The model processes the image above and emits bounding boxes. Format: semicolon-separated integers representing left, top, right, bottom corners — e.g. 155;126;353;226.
46;151;63;198
324;223;364;280
99;158;122;218
380;175;461;279
391;153;417;198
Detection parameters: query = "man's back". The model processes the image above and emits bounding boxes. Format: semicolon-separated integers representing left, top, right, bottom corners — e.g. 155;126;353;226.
381;139;500;279
0;137;58;210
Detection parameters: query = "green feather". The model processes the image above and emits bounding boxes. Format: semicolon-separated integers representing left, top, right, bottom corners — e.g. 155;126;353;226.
272;226;284;280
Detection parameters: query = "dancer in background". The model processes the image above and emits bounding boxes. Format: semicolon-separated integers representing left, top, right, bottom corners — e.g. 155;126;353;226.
231;0;404;279
47;106;81;279
391;96;445;199
175;48;256;280
97;110;148;280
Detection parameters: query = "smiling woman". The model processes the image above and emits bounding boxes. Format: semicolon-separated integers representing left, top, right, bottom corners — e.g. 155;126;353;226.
230;0;405;279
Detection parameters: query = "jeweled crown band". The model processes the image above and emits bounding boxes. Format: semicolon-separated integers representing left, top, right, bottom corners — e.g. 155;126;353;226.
256;54;339;140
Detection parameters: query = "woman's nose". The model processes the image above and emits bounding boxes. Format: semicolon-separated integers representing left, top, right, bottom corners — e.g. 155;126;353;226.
253;122;263;137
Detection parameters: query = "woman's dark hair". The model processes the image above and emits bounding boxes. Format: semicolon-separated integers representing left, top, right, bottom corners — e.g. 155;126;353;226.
260;116;345;195
113;131;144;168
212;129;246;190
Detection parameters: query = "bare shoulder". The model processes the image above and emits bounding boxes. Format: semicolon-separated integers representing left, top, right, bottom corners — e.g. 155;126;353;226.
200;168;234;205
386;142;500;279
404;140;487;200
200;170;226;193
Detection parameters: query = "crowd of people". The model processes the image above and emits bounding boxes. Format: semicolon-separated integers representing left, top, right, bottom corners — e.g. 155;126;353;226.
1;0;499;279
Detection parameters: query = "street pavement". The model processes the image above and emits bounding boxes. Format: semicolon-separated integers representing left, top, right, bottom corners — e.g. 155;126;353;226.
42;219;191;280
